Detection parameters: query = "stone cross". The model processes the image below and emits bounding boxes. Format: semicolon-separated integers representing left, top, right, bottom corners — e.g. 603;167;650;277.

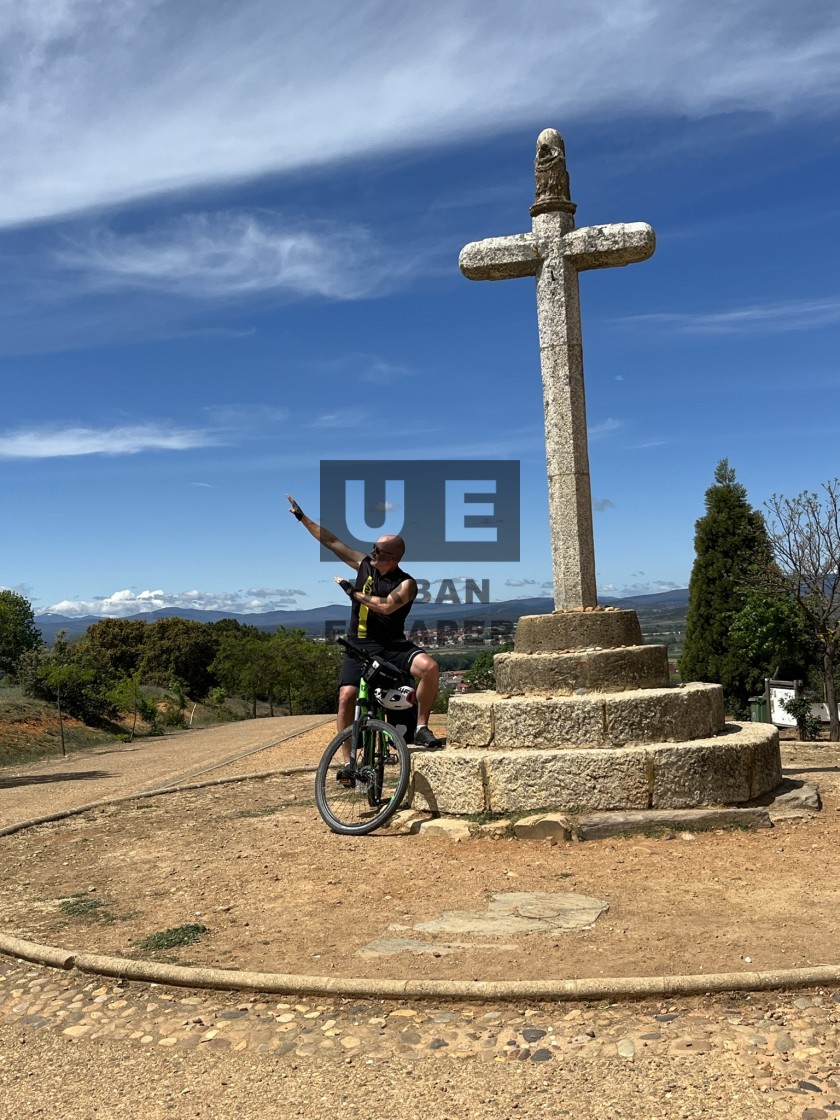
460;129;655;611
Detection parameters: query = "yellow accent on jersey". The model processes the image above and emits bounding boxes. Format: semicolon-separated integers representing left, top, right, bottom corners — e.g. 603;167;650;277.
357;574;375;637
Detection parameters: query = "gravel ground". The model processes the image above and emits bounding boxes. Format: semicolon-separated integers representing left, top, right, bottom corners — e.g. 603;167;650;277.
1;724;838;1118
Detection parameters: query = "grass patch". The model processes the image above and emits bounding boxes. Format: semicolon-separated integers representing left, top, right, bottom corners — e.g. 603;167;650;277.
58;893;115;922
133;923;209;952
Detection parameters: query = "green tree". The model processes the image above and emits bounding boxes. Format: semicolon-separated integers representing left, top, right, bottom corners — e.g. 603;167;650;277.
278;633;341;714
140;617;219;698
464;645;513;691
679;460;772;712
19;632;118;748
79;618;147;675
210;631;274;718
108;670;155;741
0;590;42;676
729;586;817;695
764;480;840;740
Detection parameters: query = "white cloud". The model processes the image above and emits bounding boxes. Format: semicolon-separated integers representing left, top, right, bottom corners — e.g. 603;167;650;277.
2;1;838;228
619;296;840;334
505;578;539;587
588;418;623;438
55;212;402;301
42;586;307;618
0;422;221;459
311;409;368;429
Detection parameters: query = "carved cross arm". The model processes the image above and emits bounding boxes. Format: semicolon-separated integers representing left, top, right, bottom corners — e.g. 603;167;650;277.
562;222;655;271
459;233;540;281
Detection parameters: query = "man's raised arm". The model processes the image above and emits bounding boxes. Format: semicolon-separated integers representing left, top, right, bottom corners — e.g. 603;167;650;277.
285;493;365;570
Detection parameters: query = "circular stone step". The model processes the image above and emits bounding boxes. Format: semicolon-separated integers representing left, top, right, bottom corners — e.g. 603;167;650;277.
495;645;669;695
408;723;781;815
514;610;643;653
448;683;725;749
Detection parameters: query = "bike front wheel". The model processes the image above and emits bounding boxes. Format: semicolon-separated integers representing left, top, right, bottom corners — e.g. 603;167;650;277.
315;718;410;836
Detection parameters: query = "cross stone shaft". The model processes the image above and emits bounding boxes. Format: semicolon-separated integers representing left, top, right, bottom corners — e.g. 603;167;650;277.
459;131;655;610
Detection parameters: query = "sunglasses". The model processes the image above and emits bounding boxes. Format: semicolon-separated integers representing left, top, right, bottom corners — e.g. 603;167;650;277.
371;545;397;558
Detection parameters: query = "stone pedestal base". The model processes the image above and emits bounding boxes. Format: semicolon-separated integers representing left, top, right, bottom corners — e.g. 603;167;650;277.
408;722;782;817
409;608;784;820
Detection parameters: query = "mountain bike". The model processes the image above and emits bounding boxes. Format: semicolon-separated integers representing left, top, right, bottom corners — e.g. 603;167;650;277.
315;637;414;835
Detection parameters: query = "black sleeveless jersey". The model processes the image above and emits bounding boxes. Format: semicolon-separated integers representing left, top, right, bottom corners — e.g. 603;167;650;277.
349;557;414;643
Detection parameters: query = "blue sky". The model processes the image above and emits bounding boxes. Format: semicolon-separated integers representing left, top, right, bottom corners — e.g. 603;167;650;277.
2;0;840;619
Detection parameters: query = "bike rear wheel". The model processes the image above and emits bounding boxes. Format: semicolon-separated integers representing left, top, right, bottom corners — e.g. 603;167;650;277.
315;718;410;835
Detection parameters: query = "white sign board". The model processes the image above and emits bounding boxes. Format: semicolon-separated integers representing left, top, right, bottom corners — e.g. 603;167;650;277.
768;684;797;727
766;679;829;726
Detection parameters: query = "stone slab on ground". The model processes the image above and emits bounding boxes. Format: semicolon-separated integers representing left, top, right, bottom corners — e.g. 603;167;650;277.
750;778;822;821
410;818;472;841
405;891;609;937
576;807;773;841
511;813;572;841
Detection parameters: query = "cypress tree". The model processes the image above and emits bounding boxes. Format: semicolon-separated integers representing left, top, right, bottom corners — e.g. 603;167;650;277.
679;459;772;712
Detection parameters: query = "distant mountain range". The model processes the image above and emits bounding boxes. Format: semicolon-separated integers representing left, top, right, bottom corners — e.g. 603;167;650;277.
35;589;689;645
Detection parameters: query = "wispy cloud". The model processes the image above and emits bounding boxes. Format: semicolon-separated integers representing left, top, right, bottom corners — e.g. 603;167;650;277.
54;212;401;301
2;1;838;228
311;409;368;429
619;296;840;335
42;586;307;618
0;422;221;460
588;418;623;438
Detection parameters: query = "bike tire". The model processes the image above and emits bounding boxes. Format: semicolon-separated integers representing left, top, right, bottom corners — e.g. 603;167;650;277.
314;718;410;836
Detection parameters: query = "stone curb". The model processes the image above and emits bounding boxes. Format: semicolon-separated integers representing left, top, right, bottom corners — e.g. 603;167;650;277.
1;930;839;1003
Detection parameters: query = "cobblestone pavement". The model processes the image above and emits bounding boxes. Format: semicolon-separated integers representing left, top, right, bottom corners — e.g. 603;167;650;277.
1;956;838;1117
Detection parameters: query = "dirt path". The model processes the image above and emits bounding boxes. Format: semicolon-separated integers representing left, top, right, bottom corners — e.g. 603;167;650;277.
0;715;332;829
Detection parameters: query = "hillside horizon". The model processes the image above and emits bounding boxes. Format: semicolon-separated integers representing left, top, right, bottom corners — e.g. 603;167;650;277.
34;588;690;644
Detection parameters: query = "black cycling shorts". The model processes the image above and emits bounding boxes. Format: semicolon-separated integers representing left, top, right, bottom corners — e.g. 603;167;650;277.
339;638;426;690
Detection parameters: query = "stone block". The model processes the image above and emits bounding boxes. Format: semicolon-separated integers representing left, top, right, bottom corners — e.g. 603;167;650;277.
409;751;486;814
649;739;752;808
577;807;772;840
477;819;513;839
382;808;431;834
604;684;721;744
483;748;650;813
411;818;472;842
495;645;669;695
447;692;496;747
514;610;643;653
762;780;822;821
511;813;572;841
494;696;606;748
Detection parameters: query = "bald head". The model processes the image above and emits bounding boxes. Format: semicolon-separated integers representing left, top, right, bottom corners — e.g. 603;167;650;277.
373;535;405;562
